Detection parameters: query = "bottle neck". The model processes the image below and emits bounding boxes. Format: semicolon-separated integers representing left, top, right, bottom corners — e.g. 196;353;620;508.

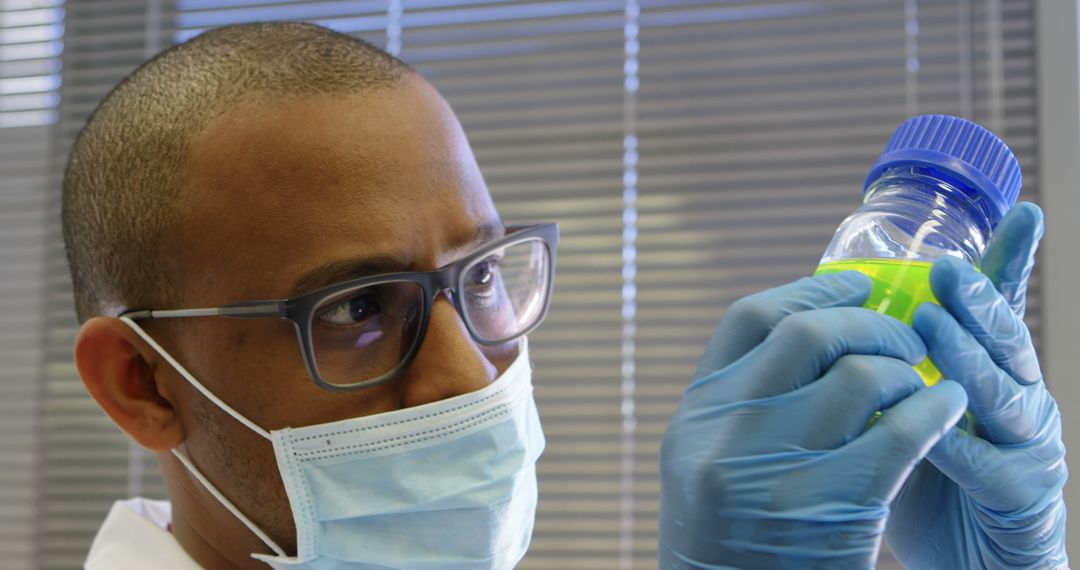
861;166;994;264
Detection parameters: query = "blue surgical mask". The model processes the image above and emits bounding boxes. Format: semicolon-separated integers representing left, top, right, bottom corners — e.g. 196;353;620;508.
121;317;545;570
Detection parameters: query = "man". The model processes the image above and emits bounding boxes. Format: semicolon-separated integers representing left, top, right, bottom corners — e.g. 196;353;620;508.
64;22;1065;569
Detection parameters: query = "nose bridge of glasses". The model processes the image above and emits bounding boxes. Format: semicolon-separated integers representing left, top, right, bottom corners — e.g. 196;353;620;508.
421;284;476;356
426;257;466;303
432;287;456;308
429;259;485;340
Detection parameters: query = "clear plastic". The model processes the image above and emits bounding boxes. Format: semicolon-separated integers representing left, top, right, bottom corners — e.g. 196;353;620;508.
815;165;995;384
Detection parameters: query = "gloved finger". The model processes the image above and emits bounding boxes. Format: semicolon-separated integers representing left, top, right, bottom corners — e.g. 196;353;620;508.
788;354;925;450
716;306;925;401
913;303;1039;444
697;271;872;375
925;422;1066;514
929;256;1042;385
843;380;968;502
979;202;1044;318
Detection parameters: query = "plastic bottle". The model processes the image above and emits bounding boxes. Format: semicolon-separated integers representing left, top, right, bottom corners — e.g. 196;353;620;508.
814;115;1022;385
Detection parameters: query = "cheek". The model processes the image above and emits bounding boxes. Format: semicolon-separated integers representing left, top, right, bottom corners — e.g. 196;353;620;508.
188;387;272;473
183;383;299;550
176;318;310;425
483;340;521;377
227;321;305;383
191;318;414;427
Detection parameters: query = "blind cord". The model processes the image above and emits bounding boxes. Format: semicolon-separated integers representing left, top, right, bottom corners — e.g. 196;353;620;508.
619;1;640;568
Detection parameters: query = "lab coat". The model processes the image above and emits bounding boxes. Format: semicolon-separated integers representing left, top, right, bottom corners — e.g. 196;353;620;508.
85;498;201;569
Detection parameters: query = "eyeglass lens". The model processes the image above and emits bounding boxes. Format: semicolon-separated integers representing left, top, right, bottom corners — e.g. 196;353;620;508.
310;281;424;387
462;238;549;342
309;237;550;386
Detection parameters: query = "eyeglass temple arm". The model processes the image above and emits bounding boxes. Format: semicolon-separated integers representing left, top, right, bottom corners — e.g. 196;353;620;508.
123;300;285;320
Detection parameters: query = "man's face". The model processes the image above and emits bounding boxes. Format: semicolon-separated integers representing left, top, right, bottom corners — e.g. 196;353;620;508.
150;75;516;553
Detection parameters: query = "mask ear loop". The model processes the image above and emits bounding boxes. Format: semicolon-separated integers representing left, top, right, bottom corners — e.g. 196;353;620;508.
171;448;288;557
118;316;288;558
119;316;271;439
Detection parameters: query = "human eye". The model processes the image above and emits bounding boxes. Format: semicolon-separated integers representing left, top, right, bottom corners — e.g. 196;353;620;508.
465;257;501;306
316;290;383;327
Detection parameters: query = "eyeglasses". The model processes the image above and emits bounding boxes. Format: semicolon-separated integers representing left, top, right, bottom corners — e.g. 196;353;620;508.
122;223;558;392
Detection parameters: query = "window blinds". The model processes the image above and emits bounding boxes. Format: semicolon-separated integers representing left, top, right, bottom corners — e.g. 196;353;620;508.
0;0;62;127
32;1;1041;568
0;116;50;570
0;1;62;569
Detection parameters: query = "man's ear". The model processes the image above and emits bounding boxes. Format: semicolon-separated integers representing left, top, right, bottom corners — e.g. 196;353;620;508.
74;317;184;451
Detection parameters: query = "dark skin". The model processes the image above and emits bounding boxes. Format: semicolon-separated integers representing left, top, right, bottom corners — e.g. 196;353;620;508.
73;74;519;569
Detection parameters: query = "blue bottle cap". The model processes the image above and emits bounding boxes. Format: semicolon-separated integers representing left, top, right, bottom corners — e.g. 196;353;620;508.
864;114;1021;225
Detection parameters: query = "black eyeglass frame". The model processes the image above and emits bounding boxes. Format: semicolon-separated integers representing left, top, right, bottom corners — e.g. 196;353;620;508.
122;223;558;392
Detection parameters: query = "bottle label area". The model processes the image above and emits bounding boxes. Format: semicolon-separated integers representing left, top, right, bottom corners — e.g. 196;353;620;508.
814;258;942;385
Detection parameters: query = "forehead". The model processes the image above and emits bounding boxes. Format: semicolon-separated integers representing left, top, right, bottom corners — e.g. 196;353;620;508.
171;76;498;304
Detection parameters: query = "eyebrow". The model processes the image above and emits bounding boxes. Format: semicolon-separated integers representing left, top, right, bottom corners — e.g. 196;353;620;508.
291;221;505;296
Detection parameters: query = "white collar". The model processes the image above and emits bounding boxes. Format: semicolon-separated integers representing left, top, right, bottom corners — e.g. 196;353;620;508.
85;498;202;570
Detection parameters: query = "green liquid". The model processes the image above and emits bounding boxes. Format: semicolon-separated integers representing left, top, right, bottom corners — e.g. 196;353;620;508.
814;258;941;385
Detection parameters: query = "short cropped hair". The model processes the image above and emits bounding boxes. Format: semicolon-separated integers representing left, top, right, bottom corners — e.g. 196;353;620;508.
62;22;412;322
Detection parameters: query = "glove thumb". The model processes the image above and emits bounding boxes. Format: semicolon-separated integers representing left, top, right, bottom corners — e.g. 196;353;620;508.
979;201;1043;318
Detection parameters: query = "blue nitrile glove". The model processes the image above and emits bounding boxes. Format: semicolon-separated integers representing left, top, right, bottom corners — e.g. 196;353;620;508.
887;202;1068;569
659;272;970;569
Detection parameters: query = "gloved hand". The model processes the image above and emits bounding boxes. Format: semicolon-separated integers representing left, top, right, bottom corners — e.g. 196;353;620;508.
659;272;970;569
887;202;1068;569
